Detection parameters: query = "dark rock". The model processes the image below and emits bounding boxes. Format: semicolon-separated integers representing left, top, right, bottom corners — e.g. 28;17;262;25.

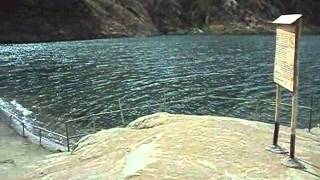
0;0;319;43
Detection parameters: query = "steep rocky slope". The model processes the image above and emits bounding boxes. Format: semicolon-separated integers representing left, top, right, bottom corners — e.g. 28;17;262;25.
23;113;320;179
0;0;319;43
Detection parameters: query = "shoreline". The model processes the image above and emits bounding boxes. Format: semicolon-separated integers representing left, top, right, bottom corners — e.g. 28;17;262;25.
1;28;319;45
0;108;319;178
23;113;320;179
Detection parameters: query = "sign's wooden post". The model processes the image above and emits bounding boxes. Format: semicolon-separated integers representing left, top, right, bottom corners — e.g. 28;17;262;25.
267;14;304;168
289;17;302;160
273;84;282;146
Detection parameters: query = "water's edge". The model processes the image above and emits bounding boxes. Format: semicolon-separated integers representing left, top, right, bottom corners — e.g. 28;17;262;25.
0;99;66;152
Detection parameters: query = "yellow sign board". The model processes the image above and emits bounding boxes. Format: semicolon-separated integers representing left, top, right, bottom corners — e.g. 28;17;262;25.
274;25;296;92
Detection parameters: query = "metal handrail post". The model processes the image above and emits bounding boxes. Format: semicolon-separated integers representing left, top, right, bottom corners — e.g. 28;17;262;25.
93;117;96;133
65;122;70;152
118;99;125;125
308;96;314;132
255;99;260;120
39;129;42;146
163;88;167;112
22;122;25;137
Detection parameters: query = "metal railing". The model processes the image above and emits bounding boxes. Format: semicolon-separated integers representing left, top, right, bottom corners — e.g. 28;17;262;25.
1;94;318;152
64;95;318;151
0;108;67;152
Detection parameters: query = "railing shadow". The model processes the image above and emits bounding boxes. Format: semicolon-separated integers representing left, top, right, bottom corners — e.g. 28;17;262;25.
295;158;320;178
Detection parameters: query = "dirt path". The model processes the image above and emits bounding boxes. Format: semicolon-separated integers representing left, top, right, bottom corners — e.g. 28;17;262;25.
0;121;52;180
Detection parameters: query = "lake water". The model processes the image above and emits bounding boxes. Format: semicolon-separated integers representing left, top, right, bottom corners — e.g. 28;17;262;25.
0;35;319;131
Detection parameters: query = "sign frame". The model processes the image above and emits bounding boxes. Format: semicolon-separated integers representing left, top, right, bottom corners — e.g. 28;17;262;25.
268;14;303;168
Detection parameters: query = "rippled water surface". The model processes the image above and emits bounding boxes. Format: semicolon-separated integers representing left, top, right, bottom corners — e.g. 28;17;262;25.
0;35;319;129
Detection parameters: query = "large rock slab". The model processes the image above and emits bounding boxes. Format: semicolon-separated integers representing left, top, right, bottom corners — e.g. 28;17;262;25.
24;113;320;179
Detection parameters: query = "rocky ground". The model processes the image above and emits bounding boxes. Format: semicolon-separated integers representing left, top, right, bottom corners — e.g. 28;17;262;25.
0;121;51;180
0;0;319;43
23;113;320;179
